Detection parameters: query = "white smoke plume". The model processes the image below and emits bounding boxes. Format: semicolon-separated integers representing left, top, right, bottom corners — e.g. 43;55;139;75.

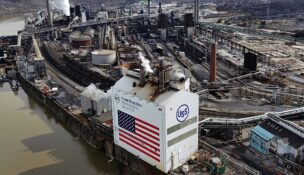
138;52;153;73
50;0;70;16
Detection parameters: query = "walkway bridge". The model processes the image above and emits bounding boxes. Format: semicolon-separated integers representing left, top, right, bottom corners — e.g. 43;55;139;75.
199;107;304;129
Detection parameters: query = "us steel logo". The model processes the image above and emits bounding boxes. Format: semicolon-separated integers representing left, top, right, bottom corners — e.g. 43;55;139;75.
114;94;120;103
176;104;189;122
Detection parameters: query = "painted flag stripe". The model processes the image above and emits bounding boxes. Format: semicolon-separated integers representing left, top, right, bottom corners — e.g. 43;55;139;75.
120;137;160;162
119;133;160;157
136;118;159;131
136;128;159;141
119;129;160;152
136;122;159;136
119;129;160;151
136;131;160;147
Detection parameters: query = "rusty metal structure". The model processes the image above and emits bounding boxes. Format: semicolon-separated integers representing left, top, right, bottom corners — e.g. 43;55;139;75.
209;43;217;82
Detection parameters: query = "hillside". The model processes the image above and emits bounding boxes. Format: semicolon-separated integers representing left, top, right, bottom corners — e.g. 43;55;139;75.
0;0;132;20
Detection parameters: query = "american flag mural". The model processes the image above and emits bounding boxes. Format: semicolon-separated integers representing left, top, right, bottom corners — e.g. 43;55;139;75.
118;110;160;162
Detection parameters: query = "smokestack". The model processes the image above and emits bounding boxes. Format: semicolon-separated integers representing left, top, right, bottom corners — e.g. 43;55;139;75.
194;0;199;23
46;0;53;26
209;43;217;82
148;0;151;14
158;3;162;14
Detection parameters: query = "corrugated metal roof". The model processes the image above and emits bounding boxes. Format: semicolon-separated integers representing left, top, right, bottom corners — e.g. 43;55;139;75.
251;125;274;141
260;119;304;148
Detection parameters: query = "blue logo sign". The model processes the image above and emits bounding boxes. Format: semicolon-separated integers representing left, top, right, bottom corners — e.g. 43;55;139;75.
176;104;189;122
114;94;120;103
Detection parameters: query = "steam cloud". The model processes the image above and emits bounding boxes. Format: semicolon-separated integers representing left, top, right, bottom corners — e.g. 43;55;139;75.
138;52;153;73
50;0;70;16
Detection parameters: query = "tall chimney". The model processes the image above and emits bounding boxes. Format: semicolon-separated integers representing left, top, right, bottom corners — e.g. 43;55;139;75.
148;0;151;14
158;3;162;14
194;0;199;23
209;43;217;82
46;0;53;26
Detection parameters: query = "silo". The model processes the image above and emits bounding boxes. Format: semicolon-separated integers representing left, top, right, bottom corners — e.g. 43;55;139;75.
91;49;116;65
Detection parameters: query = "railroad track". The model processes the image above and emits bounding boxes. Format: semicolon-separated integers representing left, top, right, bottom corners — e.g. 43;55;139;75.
42;42;115;90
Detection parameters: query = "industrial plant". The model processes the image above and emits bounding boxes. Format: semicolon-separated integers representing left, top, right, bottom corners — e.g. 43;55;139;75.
0;0;304;174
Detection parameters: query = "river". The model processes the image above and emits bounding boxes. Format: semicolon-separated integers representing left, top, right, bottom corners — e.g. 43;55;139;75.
0;15;134;175
0;82;123;175
0;17;24;36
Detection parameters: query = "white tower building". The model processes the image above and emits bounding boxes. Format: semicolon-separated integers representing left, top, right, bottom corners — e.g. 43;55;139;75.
112;58;199;173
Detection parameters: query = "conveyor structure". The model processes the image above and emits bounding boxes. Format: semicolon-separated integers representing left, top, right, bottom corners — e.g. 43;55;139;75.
200;107;304;129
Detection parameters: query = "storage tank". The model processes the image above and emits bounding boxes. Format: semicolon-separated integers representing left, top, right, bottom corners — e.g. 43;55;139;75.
70;35;92;48
91;49;116;65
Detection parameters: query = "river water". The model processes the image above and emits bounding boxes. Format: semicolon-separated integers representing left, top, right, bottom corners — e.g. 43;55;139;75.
0;83;122;175
0;18;124;175
0;17;24;36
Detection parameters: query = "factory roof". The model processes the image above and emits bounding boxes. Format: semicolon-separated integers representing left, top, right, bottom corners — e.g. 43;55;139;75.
251;125;274;141
259;119;304;149
113;75;191;105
